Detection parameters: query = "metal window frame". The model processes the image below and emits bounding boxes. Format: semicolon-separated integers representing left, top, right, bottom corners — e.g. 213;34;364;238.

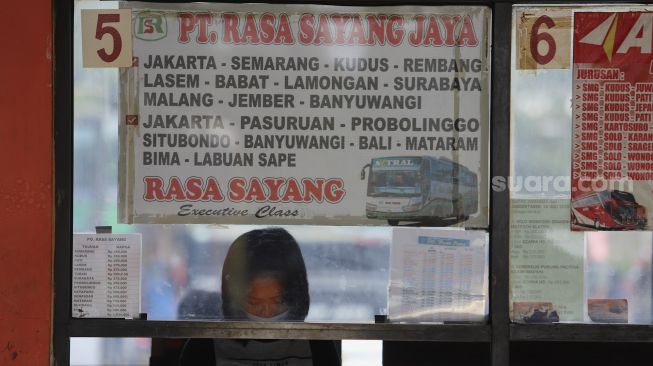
52;1;653;366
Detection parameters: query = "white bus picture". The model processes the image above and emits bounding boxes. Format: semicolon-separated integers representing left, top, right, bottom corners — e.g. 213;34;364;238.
360;156;478;226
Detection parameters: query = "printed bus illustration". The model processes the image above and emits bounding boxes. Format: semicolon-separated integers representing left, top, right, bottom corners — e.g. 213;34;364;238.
360;156;478;226
571;190;647;230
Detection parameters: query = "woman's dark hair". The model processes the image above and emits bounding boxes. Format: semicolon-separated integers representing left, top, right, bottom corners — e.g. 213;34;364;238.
221;228;309;320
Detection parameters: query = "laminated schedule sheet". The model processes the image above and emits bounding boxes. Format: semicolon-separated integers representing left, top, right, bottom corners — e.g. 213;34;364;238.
72;234;142;318
388;228;488;322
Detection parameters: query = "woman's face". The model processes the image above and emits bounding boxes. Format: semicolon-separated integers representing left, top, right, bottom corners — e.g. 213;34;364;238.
244;275;288;318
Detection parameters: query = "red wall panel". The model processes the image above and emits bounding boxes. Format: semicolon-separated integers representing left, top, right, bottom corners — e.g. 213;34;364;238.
0;0;53;364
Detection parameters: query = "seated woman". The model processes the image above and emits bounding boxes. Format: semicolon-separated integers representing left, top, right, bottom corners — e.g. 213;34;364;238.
179;228;340;366
221;227;309;322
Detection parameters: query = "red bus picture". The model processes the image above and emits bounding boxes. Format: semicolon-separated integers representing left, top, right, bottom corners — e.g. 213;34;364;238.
571;190;647;230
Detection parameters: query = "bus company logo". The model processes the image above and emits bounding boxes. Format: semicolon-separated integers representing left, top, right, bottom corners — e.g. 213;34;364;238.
579;13;653;62
135;12;167;41
375;158;418;168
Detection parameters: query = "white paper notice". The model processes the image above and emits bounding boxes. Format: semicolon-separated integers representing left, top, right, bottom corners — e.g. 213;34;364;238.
72;234;142;318
388;228;487;322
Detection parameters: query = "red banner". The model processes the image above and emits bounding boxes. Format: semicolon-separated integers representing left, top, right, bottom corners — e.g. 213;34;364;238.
572;12;653;231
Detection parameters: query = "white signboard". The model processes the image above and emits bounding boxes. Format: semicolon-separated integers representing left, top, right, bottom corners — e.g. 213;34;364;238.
119;3;490;226
72;234;142;318
388;228;488;322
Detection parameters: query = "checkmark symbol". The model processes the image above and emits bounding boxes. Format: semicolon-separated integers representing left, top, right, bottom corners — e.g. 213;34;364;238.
126;115;138;125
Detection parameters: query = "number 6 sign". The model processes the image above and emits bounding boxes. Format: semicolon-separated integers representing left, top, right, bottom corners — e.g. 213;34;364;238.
82;9;132;67
516;8;571;70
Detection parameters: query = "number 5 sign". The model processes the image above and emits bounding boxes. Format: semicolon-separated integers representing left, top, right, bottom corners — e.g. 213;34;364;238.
82;9;133;67
516;8;572;70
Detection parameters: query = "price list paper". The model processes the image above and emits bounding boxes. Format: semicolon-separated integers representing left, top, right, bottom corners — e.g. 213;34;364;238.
118;3;490;227
388;228;488;323
572;12;653;231
72;234;142;318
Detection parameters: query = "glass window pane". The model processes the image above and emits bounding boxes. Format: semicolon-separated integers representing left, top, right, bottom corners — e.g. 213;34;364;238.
510;4;653;324
70;338;150;366
73;0;489;326
586;232;652;324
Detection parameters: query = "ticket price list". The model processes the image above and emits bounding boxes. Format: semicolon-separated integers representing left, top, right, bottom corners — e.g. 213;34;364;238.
400;246;484;308
574;71;653;181
72;234;141;318
393;245;485;322
388;229;487;322
137;54;484;170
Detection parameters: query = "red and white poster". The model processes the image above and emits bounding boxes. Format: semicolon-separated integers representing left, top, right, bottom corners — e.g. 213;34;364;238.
117;3;490;227
572;12;653;231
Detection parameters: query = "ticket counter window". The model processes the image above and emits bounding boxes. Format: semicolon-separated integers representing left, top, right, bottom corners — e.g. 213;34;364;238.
71;0;491;363
510;4;653;324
